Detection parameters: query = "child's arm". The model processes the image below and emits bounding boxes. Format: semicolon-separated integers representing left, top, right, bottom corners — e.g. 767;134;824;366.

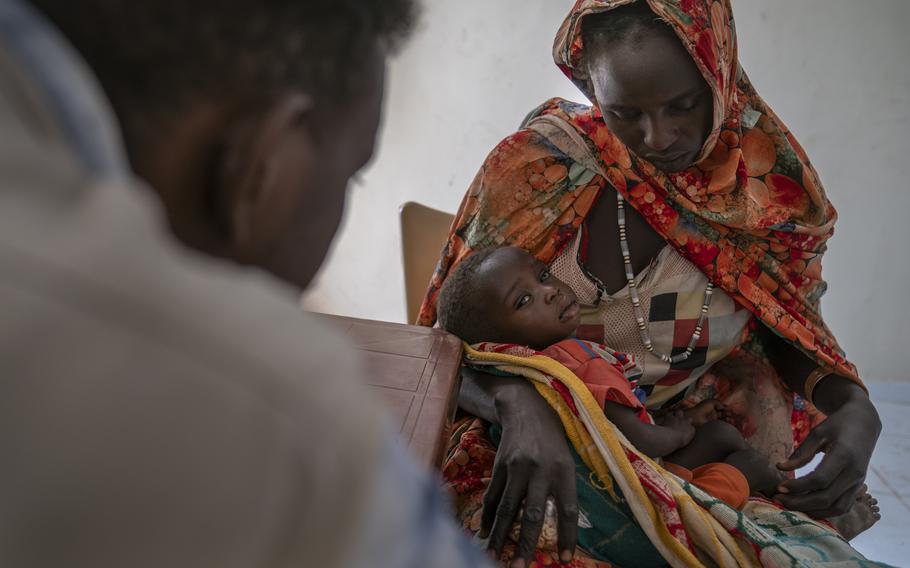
603;402;696;458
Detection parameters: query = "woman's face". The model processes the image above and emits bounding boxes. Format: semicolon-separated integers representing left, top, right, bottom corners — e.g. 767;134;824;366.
586;27;713;173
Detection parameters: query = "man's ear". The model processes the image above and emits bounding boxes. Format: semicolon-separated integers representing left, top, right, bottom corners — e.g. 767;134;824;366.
213;93;315;259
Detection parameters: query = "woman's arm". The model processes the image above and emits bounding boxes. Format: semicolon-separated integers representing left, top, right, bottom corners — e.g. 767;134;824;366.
762;330;873;416
459;366;579;567
762;330;882;517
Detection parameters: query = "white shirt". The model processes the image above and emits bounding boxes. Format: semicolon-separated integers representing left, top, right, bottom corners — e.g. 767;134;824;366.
0;1;488;566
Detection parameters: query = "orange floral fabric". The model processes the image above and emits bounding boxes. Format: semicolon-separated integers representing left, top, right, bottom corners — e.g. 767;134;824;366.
418;0;860;385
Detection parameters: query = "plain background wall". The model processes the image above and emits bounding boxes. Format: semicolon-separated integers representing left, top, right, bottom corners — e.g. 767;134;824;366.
302;0;910;382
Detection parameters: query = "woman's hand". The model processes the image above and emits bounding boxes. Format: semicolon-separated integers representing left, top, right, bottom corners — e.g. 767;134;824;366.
775;379;881;517
760;329;882;517
466;371;578;568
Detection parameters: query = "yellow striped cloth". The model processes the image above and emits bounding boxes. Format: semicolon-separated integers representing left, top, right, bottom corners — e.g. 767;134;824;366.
463;343;881;568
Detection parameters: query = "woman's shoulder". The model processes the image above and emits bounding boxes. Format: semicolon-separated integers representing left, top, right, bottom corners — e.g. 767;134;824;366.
519;97;596;129
479;97;599;176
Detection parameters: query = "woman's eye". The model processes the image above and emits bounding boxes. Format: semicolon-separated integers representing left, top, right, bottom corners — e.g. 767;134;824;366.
516;294;531;309
671;103;696;113
611;109;641;121
671;97;700;113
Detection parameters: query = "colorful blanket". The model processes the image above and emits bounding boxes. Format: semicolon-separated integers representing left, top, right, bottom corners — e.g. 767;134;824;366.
463;342;891;567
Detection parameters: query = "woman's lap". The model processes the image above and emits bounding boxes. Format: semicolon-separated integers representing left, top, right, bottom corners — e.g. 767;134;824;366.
681;347;823;467
443;418;665;566
441;348;824;565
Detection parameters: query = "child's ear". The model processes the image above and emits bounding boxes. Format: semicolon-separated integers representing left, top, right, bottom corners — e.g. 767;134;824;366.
211;93;315;260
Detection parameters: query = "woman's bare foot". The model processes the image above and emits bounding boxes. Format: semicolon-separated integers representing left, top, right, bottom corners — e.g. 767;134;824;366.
826;486;881;540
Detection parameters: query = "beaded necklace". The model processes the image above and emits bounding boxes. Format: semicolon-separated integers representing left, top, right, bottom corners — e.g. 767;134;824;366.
616;192;714;364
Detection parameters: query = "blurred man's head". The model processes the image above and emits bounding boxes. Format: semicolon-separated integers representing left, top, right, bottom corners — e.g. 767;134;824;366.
32;0;417;288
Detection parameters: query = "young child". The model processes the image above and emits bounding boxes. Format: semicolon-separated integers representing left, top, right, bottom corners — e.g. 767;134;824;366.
437;246;786;509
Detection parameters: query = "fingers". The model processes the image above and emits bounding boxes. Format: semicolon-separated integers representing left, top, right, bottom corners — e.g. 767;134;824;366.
512;480;548;568
479;410;578;564
777;478;860;517
685;400;719;425
671;410;695;432
480;459;509;539
487;471;530;556
776;448;865;516
553;461;579;563
778;446;840;494
777;429;828;472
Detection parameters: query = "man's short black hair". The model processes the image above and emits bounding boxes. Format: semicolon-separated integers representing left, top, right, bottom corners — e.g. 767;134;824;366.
436;248;501;345
31;0;417;114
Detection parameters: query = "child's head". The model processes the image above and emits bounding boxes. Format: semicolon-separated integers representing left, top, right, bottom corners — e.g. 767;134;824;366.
437;246;581;350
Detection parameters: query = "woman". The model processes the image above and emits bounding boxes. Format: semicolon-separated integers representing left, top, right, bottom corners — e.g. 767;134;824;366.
419;1;882;566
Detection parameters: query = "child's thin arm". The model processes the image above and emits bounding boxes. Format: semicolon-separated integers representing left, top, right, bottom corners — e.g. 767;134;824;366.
602;402;695;458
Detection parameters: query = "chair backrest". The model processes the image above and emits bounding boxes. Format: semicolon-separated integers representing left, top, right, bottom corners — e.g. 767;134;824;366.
399;201;455;324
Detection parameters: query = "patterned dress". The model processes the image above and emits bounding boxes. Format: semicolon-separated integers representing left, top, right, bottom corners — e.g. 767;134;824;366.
552;228;752;410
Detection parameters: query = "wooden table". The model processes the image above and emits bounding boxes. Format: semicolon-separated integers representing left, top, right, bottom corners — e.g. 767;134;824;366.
318;314;463;468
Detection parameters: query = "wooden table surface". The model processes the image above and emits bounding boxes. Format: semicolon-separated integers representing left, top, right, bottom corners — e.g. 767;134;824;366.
318;314;463;468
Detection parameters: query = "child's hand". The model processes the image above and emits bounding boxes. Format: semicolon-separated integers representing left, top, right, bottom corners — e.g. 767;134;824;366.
684;399;729;426
658;410;696;447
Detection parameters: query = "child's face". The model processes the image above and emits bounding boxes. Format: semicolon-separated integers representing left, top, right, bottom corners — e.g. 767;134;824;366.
478;247;581;350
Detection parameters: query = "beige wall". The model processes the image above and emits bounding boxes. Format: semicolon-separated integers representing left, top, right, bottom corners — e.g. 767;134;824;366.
303;0;910;382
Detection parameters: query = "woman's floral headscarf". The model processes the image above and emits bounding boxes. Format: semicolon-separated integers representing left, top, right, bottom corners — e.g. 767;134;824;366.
419;0;859;383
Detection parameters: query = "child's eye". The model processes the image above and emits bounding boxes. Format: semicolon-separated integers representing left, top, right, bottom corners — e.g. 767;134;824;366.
539;270;550;282
516;294;531;309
